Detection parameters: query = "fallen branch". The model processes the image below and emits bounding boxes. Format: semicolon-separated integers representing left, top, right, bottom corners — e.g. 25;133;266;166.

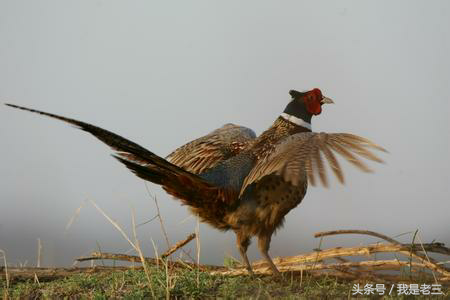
76;252;156;264
313;229;449;279
0;266;143;282
249;243;450;277
75;251;221;271
76;232;197;265
161;233;196;258
314;229;402;244
314;230;450;256
212;259;444;279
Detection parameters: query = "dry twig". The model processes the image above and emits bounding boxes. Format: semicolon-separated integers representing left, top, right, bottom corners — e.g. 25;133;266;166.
74;252;220;271
161;233;196;259
314;229;401;244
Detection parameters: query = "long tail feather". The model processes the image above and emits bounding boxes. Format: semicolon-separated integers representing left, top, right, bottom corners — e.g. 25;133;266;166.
5;103;237;208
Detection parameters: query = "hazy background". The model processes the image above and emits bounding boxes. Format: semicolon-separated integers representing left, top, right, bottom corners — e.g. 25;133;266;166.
1;1;449;267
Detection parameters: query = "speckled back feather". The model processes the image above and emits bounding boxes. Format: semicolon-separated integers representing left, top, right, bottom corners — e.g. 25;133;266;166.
166;124;256;174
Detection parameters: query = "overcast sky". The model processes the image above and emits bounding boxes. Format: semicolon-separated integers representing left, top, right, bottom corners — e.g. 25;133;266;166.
1;1;449;267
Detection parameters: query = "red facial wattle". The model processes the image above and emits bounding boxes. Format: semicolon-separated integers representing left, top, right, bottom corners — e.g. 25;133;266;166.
305;88;323;115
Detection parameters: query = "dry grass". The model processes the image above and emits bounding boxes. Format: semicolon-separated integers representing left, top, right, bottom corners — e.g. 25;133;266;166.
1;196;448;298
89;199;156;298
0;249;9;299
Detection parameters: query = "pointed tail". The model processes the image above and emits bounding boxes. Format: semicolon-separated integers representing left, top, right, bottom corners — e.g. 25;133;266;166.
5;104;237;213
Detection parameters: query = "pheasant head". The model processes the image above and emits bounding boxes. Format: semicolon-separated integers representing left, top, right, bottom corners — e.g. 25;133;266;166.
281;88;333;130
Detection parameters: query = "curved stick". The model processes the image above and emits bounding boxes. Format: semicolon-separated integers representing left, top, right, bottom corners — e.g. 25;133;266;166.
314;229;401;245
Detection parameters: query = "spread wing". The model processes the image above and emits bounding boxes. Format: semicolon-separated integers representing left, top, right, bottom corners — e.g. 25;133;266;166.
240;132;387;196
166;123;256;174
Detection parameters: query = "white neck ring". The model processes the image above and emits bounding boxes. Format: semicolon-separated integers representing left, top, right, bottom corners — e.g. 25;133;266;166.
280;113;312;130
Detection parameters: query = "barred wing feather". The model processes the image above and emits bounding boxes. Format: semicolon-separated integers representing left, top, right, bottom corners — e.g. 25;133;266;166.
240;132;387;196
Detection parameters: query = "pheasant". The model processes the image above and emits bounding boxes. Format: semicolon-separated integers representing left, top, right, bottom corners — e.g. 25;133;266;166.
5;88;386;275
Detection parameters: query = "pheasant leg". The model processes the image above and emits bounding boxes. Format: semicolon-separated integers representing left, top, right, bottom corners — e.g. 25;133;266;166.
235;231;253;275
258;233;281;276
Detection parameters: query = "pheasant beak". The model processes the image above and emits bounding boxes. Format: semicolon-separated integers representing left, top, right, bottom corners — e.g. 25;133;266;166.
320;97;334;105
